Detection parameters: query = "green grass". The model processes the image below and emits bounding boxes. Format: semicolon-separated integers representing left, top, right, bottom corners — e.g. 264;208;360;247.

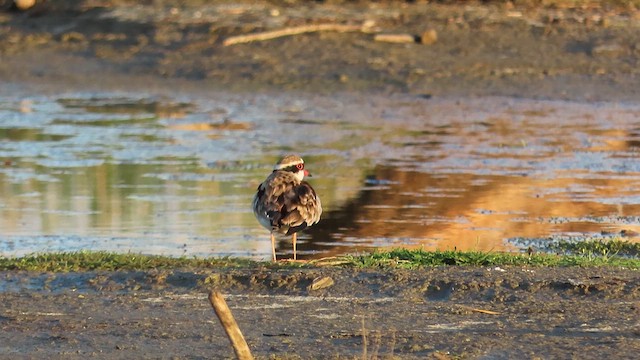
0;251;259;272
341;248;640;269
1;239;639;272
548;238;640;258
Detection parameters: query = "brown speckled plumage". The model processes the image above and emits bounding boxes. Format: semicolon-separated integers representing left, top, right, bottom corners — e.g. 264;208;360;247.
253;155;322;261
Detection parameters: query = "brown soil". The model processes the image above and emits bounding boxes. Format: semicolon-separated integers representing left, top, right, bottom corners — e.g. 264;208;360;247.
2;266;640;359
1;0;640;101
1;1;640;358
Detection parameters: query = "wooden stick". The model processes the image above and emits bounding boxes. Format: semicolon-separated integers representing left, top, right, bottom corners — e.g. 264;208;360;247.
361;316;367;360
373;34;417;44
374;29;438;45
456;305;500;315
208;291;254;360
223;23;366;46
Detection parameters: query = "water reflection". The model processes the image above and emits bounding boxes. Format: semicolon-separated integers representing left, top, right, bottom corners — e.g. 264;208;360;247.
304;167;640;257
0;91;640;259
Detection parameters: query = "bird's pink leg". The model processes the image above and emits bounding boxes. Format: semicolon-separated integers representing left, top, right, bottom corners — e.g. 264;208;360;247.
270;233;277;262
292;233;297;260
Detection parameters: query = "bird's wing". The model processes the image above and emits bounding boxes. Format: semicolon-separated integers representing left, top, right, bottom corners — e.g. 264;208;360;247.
254;173;322;233
280;181;322;230
253;171;298;229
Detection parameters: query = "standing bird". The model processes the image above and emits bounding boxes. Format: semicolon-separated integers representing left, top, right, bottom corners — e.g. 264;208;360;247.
252;155;322;261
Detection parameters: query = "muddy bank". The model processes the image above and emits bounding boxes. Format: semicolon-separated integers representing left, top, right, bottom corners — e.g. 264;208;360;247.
1;0;640;101
1;266;639;358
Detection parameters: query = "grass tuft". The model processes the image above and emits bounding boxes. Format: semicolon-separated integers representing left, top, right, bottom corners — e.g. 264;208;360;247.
340;247;640;269
1;239;640;272
0;251;258;272
549;238;640;258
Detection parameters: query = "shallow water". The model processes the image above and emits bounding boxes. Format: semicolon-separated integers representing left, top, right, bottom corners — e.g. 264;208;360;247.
1;89;640;259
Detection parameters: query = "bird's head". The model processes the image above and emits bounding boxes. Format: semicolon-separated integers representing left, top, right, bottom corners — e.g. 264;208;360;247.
274;154;310;181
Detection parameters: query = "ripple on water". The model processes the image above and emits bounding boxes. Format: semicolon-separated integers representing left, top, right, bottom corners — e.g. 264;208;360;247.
0;93;640;259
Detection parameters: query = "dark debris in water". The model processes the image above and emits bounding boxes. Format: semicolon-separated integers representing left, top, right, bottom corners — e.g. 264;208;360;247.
546;216;640;225
364;176;398;186
51;116;159;127
57;97;194;118
0;128;71;142
280;118;326;125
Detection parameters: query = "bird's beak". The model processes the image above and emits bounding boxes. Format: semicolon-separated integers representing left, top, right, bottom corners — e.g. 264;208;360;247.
304;169;311;177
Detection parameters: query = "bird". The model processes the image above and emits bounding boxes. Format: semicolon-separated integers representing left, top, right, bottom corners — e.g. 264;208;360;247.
252;155;322;261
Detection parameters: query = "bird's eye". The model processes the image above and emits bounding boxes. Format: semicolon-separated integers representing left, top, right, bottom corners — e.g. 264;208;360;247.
296;163;304;170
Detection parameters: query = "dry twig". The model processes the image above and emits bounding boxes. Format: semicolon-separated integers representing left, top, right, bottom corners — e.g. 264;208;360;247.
308;256;352;266
208;290;254;360
373;34;417;44
223;22;375;46
361;316;368;360
374;29;438;45
457;305;501;315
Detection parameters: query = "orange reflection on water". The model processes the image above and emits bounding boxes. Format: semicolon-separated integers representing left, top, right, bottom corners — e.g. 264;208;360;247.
303;166;640;258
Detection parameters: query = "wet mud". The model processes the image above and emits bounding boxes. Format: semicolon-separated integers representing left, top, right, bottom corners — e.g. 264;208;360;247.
1;266;640;359
1;0;640;358
1;0;640;101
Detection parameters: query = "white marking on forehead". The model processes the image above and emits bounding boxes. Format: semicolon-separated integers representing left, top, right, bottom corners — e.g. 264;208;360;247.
274;158;304;170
